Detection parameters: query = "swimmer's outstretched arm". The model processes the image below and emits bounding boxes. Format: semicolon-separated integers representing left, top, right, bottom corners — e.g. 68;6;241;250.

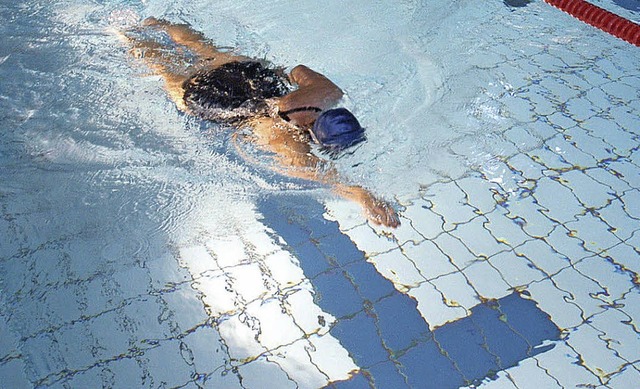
246;117;400;228
142;17;249;67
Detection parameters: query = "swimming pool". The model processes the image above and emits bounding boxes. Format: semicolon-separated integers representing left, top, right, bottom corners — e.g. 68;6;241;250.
1;0;639;387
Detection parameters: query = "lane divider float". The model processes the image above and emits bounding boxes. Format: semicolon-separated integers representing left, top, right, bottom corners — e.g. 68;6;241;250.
543;0;640;46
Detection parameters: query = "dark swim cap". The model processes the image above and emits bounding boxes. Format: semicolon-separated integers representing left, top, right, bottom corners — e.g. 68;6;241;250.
311;108;366;152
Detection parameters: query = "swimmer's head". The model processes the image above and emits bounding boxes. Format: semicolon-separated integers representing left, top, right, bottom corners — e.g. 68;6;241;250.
310;108;366;153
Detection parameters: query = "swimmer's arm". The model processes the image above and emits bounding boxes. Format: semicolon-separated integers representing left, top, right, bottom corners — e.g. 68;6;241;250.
246;117;399;227
143;17;248;66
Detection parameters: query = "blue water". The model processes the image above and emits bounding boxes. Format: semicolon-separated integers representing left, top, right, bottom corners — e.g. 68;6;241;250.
1;0;639;388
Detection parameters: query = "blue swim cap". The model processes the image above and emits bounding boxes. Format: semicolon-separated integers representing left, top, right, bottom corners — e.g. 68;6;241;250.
311;108;366;152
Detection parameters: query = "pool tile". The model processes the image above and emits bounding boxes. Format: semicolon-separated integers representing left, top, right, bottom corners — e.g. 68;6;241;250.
425;181;478;231
329;371;371;389
433;232;479;269
430;271;480;312
566;213;622;253
368;249;426;291
463;260;511;300
601;81;637;102
507;153;546;181
484;208;532;248
408;281;467;330
342;260;396;302
585;166;632;194
503;195;556;238
489;251;547;288
546;135;597;168
505;126;543;152
590;308;640;362
316;230;366;267
605;242;640;276
544;226;590;264
515;239;570;276
330;310;388;368
402;200;445;240
181;325;229;377
307;334;359;383
312;267;364;319
291;240;333;279
195;273;238;317
505;356;562;389
599;199;637;241
226;263;273;304
397;338;464;389
563;127;614;162
238;356;295;389
262;250;305;289
206;235;246;269
97;356;149;389
607;160;640;188
178;245;219;276
574;256;633;305
565;324;628;379
366;361;410;388
158;284;208;332
620;189;640;219
533;176;583;223
526;279;584;330
217;314;266;362
374;291;430;352
145;252;193;290
247;298;304;350
452;217;509;259
456;175;501;214
347;224;398;255
553;267;608;319
265;339;328;389
140;339;195;388
403;240;458;281
502;94;534;122
536;339;601;388
565;95;598;124
434;315;499;382
243;229;281;257
284;285;334;336
606;364;640;389
562;169;614;209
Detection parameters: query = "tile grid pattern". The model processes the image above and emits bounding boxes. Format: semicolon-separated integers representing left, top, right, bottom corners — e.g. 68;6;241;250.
332;9;640;386
1;2;639;389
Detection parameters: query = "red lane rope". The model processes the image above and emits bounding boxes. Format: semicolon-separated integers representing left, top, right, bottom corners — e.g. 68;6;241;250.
543;0;640;46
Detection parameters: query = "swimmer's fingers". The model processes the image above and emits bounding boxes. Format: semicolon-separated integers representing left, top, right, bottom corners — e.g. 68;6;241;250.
142;17;169;27
365;197;400;228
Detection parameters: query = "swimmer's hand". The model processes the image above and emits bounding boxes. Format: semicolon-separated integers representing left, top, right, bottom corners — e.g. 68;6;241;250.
337;185;400;228
362;193;401;228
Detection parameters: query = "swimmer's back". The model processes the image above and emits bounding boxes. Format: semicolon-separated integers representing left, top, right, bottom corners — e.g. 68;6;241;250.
182;61;290;122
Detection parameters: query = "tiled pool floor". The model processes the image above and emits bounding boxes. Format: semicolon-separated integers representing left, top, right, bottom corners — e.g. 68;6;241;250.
1;0;639;388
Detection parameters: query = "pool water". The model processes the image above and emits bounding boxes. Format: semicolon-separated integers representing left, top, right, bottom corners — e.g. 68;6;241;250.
1;0;639;388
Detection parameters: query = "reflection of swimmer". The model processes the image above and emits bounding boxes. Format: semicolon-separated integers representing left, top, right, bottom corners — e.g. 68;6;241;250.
120;18;399;227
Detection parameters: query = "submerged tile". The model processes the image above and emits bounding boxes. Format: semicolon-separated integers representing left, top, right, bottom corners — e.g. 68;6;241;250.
565;323;628;379
408;281;468;330
504;356;562;389
403;240;458;281
526;279;584;330
397;338;464;389
535;340;600;388
463;260;512;300
238;356;295;389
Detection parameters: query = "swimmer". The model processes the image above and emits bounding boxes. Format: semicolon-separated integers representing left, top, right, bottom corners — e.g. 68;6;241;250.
119;18;399;227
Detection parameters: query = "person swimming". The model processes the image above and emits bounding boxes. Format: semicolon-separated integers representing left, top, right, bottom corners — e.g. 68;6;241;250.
120;18;399;227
